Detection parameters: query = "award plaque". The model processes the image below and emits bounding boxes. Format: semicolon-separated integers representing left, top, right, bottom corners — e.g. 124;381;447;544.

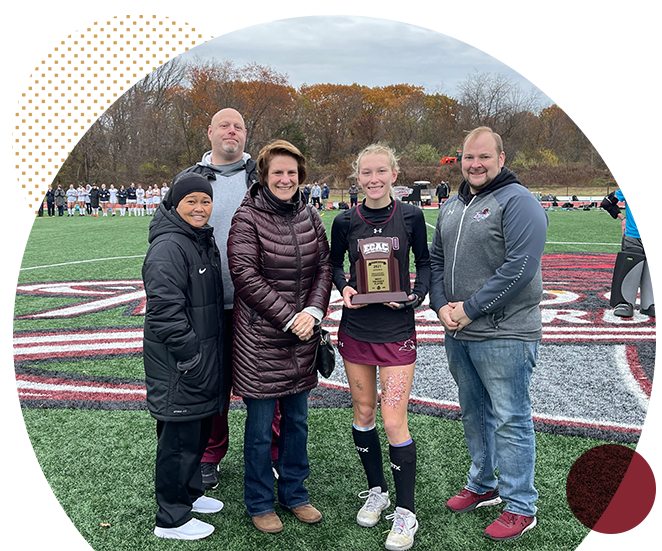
352;236;409;305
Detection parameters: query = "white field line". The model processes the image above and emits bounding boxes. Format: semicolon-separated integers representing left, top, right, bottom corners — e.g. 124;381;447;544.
15;341;143;356
16;380;146;396
545;241;620;246
14;330;143;345
20;255;146;271
22;241;620;272
320;380;643;433
424;221;619;246
614;344;650;411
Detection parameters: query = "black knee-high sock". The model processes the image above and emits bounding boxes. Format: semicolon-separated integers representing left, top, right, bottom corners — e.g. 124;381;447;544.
353;426;388;493
389;440;416;513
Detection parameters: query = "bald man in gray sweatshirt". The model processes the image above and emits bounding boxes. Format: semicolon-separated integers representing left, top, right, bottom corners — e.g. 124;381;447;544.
174;108;279;492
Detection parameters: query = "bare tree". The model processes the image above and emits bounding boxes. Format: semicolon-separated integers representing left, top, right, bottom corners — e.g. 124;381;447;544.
457;71;542;144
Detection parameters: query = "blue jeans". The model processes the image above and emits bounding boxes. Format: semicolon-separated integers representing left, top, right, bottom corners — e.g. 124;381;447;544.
445;336;539;517
243;391;310;517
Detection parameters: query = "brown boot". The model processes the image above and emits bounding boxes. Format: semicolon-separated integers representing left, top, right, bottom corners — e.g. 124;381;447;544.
291;504;322;524
252;512;283;534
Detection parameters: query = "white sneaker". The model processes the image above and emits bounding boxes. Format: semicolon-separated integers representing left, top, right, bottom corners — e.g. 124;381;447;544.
385;507;418;551
191;495;224;514
357;486;391;527
154;518;214;540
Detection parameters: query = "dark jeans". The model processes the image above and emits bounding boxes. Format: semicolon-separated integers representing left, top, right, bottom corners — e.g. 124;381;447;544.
155;416;213;528
47;202;55;216
57;205;64;216
243;391;310;517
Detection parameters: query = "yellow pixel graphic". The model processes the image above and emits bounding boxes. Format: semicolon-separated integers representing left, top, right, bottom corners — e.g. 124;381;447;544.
13;15;209;211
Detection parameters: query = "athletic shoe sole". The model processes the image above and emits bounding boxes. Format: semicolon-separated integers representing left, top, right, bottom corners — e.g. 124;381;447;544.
447;495;502;513
484;516;537;541
385;519;418;551
153;519;214;540
356;497;391;527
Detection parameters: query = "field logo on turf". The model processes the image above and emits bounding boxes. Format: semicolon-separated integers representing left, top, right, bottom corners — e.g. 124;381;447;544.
15;280;146;319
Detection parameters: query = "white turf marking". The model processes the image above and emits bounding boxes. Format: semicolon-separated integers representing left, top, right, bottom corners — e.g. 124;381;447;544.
545;241;620;246
425;222;619;246
319;380;644;433
614;344;650;411
20;255;146;271
16;380;146;396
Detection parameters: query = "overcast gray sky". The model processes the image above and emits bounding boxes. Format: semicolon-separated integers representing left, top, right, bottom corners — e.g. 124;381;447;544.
11;8;658;106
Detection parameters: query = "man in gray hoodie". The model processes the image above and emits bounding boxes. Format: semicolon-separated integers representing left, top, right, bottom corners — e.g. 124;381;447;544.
429;127;548;542
177;108;279;491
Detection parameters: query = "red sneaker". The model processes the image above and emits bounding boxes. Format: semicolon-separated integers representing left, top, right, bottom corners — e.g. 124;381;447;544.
484;511;537;541
446;487;502;513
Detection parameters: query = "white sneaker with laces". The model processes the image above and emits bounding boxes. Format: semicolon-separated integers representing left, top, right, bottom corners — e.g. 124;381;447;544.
385;507;418;551
154;518;214;540
357;486;391;527
191;495;224;514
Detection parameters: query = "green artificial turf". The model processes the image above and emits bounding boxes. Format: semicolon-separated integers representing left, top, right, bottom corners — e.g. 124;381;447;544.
22;407;597;551
21;206;623;284
15;204;630;551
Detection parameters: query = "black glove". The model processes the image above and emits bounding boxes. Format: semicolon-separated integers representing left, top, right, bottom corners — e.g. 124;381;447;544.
600;192;621;219
389;294;422;311
402;293;423;311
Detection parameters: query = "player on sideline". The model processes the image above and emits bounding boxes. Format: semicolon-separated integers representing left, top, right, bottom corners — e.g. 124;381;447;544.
600;161;658;318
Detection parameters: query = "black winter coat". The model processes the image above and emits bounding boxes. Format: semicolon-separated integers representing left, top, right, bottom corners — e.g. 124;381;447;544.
142;203;226;421
89;188;100;208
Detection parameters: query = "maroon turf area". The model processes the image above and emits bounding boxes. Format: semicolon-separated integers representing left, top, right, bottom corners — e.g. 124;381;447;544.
566;444;633;529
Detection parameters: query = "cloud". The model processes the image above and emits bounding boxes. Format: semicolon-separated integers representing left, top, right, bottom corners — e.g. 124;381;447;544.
12;12;658;105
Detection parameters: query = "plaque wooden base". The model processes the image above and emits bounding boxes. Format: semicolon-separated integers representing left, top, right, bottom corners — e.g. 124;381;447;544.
351;290;409;305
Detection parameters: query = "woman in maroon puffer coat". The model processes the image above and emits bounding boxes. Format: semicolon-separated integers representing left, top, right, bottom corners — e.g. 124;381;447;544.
227;140;332;534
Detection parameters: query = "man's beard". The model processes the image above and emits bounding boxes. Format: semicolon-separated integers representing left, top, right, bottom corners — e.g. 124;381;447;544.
465;171;495;194
222;142;239;154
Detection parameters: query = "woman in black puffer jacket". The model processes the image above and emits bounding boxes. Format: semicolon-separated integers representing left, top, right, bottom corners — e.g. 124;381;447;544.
227;140;332;534
142;173;226;541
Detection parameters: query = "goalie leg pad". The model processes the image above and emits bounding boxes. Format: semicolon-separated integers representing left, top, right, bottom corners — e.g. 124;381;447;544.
639;253;657;310
610;251;646;307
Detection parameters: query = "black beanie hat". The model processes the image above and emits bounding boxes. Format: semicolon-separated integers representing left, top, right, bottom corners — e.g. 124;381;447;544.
167;173;213;209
